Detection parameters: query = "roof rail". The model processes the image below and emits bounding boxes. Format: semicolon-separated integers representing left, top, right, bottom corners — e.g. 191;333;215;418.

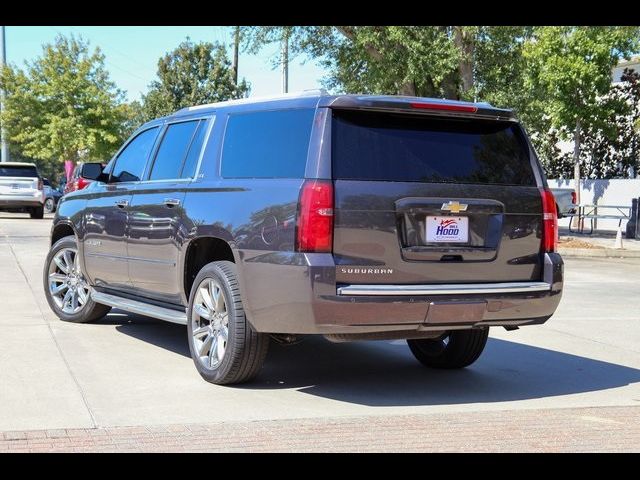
176;89;329;114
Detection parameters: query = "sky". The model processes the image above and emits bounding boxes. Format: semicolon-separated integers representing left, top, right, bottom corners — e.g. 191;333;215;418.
4;26;328;102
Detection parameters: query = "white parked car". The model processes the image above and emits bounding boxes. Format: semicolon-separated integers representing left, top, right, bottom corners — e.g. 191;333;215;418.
0;162;45;219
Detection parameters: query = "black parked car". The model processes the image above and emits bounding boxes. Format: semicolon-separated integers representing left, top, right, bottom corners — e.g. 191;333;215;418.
43;178;63;213
43;91;564;385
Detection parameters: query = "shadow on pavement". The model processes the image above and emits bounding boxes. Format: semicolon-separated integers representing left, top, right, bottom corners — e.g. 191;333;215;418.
110;310;640;407
109;310;190;357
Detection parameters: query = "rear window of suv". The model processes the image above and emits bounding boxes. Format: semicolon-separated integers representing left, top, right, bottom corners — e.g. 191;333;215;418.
332;110;535;185
0;165;39;177
221;109;315;178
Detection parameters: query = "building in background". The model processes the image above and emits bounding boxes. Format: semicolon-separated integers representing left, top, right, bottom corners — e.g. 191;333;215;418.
612;55;640;84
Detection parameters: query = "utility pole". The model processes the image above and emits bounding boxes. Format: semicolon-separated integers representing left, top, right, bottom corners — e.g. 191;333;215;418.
231;26;239;85
281;30;288;94
572;120;582;230
0;26;9;163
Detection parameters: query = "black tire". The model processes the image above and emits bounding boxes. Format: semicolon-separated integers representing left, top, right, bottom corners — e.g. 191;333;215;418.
187;261;269;385
407;328;489;369
30;205;44;219
44;198;55;213
43;236;111;323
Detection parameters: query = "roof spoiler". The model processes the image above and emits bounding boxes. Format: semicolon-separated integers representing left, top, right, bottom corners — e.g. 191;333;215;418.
324;96;516;120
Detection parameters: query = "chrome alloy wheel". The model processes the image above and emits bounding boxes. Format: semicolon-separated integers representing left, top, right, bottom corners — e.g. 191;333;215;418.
44;198;55;213
191;278;229;369
47;247;90;314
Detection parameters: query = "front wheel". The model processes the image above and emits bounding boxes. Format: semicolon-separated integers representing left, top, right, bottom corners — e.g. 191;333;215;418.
187;261;269;385
407;328;489;369
43;236;111;323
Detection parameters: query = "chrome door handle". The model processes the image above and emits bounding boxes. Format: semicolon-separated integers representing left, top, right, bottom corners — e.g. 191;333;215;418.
115;199;129;208
164;198;181;207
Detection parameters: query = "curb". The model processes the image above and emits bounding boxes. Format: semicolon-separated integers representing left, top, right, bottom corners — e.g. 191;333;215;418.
558;247;640;258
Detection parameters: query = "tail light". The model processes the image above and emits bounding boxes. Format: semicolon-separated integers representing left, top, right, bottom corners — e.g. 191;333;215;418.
296;180;334;253
540;188;558;253
77;177;90;190
37;178;43;190
571;191;577;205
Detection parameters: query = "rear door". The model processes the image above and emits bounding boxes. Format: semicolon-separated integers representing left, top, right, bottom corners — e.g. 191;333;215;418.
331;109;544;286
127;118;211;305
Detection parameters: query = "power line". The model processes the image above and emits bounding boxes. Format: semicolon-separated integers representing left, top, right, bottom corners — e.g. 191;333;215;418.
46;26;151;83
65;26;156;71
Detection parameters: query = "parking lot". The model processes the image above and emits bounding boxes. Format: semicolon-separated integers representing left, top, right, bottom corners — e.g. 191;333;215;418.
1;212;640;451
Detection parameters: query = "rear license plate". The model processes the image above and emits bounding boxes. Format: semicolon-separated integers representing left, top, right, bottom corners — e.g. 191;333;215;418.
426;216;469;243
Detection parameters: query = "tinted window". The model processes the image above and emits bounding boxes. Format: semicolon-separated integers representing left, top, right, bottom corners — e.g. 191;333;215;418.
332;111;535;185
111;127;159;183
221;109;315;178
0;165;38;177
181;120;208;179
149;121;199;180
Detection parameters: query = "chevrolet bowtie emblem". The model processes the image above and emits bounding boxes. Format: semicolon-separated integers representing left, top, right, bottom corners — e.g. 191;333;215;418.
441;201;468;214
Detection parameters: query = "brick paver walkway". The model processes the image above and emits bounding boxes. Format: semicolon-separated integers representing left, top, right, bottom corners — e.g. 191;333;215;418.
2;406;638;452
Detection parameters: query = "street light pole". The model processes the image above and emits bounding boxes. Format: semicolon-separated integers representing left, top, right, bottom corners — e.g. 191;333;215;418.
0;25;9;163
231;26;239;86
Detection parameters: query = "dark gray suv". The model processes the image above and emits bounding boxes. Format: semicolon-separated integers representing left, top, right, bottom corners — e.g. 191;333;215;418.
43;91;563;385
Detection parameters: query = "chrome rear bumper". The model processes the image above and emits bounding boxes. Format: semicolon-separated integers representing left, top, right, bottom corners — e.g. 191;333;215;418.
337;281;551;296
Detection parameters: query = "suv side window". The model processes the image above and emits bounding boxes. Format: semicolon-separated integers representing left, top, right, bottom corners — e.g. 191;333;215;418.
181;120;209;179
110;127;159;183
221;109;315;178
148;120;203;181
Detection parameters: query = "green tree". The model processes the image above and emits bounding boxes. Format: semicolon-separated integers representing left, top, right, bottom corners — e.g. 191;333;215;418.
0;35;128;174
120;100;145;137
142;39;249;120
241;26;532;105
547;68;640;179
522;26;640;196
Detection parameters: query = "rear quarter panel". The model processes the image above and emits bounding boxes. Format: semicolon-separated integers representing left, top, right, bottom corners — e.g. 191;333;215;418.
181;105;326;328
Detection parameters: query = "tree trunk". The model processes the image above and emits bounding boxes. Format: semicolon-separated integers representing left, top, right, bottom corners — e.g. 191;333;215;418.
336;26;383;61
453;26;474;95
441;71;459;100
572;120;582;230
399;81;416;96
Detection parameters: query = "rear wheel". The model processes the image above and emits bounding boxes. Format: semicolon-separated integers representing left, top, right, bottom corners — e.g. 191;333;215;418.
407;328;489;369
30;205;44;219
43;236;111;323
187;261;269;385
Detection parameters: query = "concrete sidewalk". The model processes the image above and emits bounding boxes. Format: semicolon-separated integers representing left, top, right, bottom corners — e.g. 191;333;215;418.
558;227;640;258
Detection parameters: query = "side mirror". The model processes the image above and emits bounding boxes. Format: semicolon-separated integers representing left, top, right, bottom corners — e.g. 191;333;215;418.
80;162;104;181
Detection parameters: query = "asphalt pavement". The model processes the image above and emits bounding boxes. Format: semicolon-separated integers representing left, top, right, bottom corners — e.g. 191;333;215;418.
1;212;639;451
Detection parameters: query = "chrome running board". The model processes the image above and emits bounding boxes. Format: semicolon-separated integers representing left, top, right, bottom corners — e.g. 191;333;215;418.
90;290;187;325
